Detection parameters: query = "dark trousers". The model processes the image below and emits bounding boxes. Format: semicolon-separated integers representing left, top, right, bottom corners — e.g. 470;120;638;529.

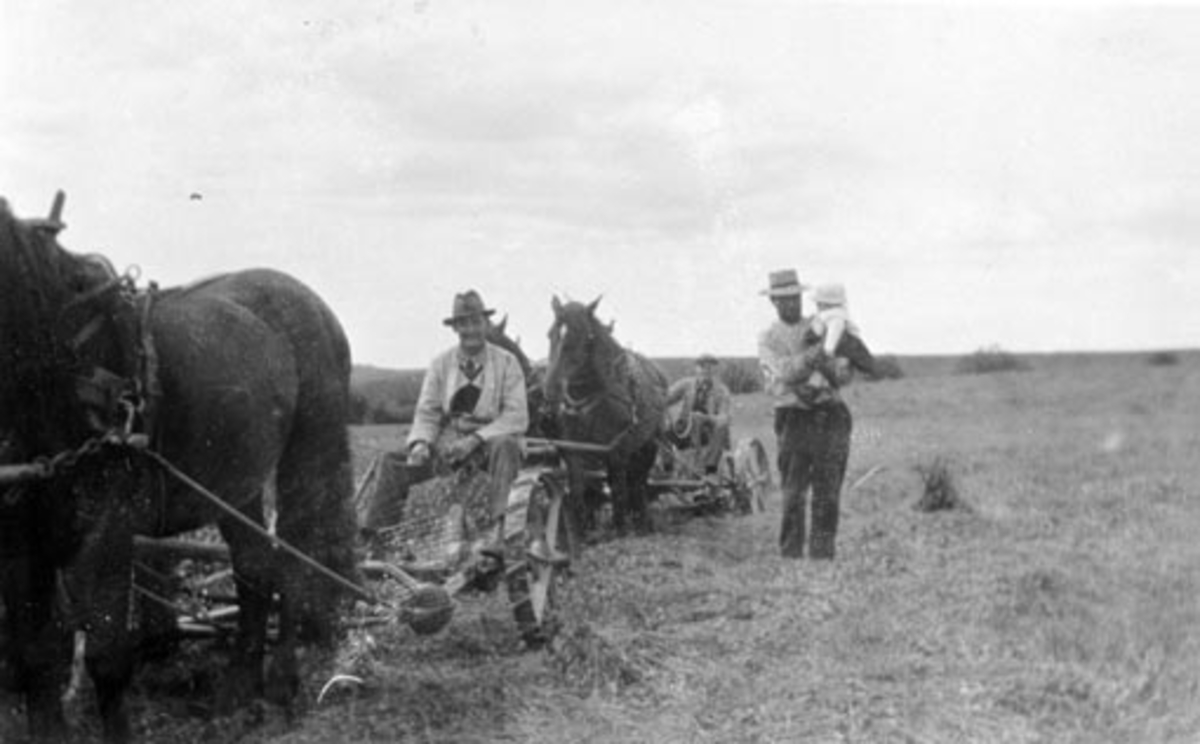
775;402;851;559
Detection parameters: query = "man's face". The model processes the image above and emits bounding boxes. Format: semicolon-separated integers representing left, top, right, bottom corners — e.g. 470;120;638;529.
453;313;488;354
697;363;717;381
772;294;802;324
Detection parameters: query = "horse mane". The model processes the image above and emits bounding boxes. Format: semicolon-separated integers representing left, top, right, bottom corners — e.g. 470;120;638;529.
0;201;128;449
575;302;626;382
486;315;534;381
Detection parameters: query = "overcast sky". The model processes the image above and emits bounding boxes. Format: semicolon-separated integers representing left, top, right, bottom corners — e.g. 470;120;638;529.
3;1;1198;369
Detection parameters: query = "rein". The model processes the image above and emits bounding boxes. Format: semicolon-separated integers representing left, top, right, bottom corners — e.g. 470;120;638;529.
140;449;374;604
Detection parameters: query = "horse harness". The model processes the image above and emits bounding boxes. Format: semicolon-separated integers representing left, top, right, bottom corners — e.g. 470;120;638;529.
1;262;164;512
68;272;162;449
558;349;641;453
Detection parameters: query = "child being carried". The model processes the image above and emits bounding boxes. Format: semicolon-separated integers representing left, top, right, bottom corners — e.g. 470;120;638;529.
804;282;874;390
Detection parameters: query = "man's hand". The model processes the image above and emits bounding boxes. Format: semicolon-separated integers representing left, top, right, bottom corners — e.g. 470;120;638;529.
444;433;483;465
408;441;431;466
830;357;853;386
815;354;852;387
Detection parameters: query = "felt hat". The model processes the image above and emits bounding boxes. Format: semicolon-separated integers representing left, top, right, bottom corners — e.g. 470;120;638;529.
696;353;720;367
761;269;804;297
443;290;496;326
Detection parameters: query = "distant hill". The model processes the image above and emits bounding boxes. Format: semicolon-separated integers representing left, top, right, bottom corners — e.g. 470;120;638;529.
350;365;424;424
349;349;1198;424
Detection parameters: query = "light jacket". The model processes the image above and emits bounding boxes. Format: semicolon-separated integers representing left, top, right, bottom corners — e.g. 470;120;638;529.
758;318;850;409
666;376;732;428
407;342;529;447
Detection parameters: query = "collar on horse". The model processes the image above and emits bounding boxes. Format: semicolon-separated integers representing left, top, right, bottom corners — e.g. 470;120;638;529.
559;349;640;451
0;276;162;513
68;275;162;447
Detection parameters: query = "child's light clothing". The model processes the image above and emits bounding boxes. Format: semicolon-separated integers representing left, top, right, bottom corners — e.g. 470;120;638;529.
805;284;863;390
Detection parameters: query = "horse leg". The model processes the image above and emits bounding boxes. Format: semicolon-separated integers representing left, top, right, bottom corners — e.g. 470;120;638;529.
3;556;70;740
273;411;358;651
607;458;630;536
67;502;139;744
218;512;275;712
628;442;659;535
263;594;300;719
83;578;137;744
267;407;359;711
560;454;588;560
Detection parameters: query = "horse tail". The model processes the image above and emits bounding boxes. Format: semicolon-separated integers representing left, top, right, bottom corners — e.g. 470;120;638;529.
264;273;360;642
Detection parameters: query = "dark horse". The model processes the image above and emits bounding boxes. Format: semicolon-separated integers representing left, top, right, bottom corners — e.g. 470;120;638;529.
543;297;667;545
0;196;359;742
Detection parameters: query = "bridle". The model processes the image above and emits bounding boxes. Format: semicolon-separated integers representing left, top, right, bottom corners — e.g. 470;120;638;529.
547;316;640;451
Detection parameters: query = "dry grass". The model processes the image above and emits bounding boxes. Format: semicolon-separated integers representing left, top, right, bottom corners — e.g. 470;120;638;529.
5;353;1200;743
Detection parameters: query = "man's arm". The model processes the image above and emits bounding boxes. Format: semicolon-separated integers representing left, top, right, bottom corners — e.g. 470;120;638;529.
758;327;822;391
406;356;445;448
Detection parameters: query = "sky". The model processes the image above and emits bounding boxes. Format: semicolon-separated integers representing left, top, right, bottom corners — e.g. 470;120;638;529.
3;1;1199;369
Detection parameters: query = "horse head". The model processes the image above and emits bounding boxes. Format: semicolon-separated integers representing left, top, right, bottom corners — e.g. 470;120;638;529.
0;194;115;454
544;295;612;408
0;192;142;559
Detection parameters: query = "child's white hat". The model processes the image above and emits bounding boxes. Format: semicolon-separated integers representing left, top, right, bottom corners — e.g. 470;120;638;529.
813;283;847;306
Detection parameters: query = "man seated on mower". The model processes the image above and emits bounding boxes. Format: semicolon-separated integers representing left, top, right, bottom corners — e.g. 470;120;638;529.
407;290;563;564
665;353;733;476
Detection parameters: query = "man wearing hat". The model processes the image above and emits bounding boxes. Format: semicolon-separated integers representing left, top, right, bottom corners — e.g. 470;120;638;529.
664;354;733;475
407;290;529;553
758;269;869;559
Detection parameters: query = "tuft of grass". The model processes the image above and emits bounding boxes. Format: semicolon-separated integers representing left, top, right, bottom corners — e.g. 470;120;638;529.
914;455;964;512
955;345;1030;375
1146;350;1180;367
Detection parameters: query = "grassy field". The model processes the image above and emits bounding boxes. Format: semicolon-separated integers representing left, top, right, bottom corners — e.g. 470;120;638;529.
5;352;1200;743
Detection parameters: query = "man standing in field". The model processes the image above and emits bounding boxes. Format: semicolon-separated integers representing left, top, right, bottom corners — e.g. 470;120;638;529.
407;290;529;553
758;269;870;559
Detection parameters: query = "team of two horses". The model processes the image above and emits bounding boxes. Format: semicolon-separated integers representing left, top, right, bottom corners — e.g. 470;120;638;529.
0;196;670;742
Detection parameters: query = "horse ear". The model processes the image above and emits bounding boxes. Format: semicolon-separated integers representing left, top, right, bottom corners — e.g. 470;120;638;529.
587;296;603;316
496;315;508;334
551;295;564;317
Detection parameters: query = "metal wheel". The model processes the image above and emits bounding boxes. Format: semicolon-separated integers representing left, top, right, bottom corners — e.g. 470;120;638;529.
506;474;570;648
736;437;772;514
713;450;746;514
